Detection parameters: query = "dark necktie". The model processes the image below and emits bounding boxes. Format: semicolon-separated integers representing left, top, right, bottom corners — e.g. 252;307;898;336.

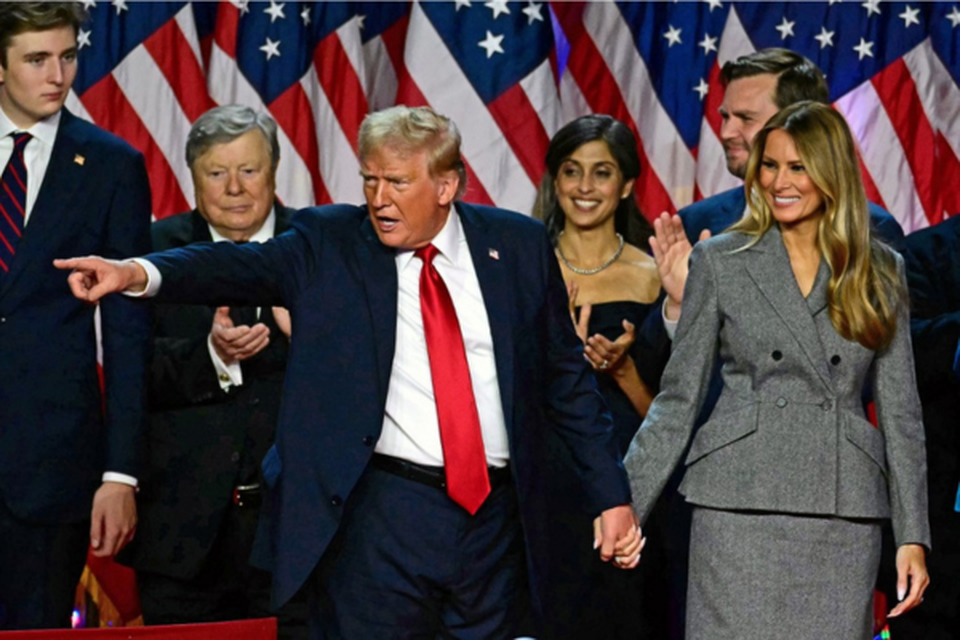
416;244;490;514
0;132;31;274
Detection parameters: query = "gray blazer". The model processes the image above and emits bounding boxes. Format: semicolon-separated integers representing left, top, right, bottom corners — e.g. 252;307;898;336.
624;226;930;549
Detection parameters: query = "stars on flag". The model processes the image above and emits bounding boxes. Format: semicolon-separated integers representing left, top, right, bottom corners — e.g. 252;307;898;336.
522;2;544;25
898;5;920;28
861;0;881;17
703;0;723;12
814;26;835;48
264;1;285;23
485;0;510;19
77;27;92;50
853;37;874;60
455;0;472;11
946;6;960;28
300;6;310;26
260;37;281;60
478;30;505;58
111;0;127;15
775;16;795;40
663;25;682;47
698;33;718;55
694;78;710;101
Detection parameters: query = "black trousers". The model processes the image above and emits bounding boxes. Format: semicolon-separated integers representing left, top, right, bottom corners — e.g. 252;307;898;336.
138;501;308;640
0;498;88;630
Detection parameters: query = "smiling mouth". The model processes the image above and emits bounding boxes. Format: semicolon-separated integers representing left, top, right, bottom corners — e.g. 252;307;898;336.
572;199;600;210
773;196;801;205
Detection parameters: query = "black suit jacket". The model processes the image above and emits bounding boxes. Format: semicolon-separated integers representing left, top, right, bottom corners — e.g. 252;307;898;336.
0;109;151;523
122;206;292;580
143;202;631;613
902;217;960;521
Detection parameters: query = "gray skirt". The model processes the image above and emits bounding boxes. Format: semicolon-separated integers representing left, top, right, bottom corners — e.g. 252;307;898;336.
687;507;882;640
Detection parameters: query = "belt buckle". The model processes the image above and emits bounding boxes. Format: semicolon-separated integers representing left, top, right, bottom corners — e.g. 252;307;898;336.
232;483;260;507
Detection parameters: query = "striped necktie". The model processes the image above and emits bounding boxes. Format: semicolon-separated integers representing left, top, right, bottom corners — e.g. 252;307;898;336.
0;132;31;274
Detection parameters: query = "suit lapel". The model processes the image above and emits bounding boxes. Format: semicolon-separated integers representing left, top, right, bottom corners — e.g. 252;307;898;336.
356;215;398;398
1;111;86;297
458;203;515;431
745;227;833;389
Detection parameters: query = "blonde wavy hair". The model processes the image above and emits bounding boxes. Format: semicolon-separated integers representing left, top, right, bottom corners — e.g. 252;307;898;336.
732;101;904;351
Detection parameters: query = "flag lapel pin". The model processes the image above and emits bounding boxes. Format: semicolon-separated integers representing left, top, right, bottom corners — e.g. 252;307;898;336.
488;248;499;260
74;154;85;166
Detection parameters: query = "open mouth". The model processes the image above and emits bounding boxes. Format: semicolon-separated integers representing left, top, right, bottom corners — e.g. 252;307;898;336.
773;196;801;205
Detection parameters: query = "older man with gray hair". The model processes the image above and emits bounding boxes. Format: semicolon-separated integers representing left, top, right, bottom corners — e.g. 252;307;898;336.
117;104;305;637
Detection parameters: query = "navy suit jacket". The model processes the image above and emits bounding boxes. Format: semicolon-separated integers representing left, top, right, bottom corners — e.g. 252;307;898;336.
145;202;631;610
680;186;905;250
0;109;152;523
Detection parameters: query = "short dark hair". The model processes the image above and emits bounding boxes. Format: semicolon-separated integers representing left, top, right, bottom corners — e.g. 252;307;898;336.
0;2;86;67
720;48;829;108
533;114;652;248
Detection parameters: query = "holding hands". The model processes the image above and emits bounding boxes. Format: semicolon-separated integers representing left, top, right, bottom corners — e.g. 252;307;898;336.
593;505;645;570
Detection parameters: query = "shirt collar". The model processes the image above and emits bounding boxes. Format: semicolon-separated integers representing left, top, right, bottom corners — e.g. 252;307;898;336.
0;106;61;147
208;206;277;243
396;205;463;270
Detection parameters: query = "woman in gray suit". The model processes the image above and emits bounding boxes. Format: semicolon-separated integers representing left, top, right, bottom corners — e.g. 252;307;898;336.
623;101;929;638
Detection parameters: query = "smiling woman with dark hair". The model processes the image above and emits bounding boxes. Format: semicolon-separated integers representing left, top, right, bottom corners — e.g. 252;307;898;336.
534;114;664;639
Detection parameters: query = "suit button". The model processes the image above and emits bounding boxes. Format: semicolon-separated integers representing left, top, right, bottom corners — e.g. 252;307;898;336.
362;436;375;447
776;397;788;408
821;399;833;411
772;350;783;361
330;495;343;507
830;355;841;365
249;397;260;406
231;451;241;463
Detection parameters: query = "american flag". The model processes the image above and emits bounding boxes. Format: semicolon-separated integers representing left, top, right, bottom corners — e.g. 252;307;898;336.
67;0;957;627
65;0;959;233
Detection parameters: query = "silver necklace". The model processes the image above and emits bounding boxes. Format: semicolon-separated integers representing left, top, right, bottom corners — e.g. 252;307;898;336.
556;232;625;275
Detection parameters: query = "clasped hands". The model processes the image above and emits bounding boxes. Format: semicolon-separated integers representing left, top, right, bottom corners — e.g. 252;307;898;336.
568;281;636;374
594;504;645;570
211;306;291;364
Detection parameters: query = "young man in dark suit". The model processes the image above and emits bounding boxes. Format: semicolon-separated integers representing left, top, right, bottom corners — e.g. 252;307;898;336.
57;105;642;639
119;105;305;638
0;2;151;630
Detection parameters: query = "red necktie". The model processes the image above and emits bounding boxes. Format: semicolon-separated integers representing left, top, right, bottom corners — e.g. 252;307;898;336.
0;132;30;273
416;244;490;514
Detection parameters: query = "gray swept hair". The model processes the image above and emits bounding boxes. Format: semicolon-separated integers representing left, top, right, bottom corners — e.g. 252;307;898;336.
186;105;279;170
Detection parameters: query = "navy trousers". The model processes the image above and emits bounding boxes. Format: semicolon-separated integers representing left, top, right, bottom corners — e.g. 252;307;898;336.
308;464;529;639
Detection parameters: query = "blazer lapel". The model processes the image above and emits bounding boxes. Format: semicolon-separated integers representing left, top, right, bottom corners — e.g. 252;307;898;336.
1;111;86;297
745;227;833;389
356;215;398;398
458;203;515;432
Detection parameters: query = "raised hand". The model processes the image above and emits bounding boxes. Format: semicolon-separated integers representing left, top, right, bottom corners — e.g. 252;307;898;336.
648;213;711;320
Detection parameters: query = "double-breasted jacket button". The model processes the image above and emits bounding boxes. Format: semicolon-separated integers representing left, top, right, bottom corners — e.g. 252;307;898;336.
830;355;841;366
330;495;343;507
362;435;375;447
776;397;788;408
821;399;833;411
772;350;783;361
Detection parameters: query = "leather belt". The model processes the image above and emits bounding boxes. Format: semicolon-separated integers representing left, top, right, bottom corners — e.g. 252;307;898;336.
370;454;510;491
232;482;262;508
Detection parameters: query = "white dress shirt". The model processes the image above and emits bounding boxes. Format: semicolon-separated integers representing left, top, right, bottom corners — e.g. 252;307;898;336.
376;209;510;468
206;209;277;389
0;108;60;224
